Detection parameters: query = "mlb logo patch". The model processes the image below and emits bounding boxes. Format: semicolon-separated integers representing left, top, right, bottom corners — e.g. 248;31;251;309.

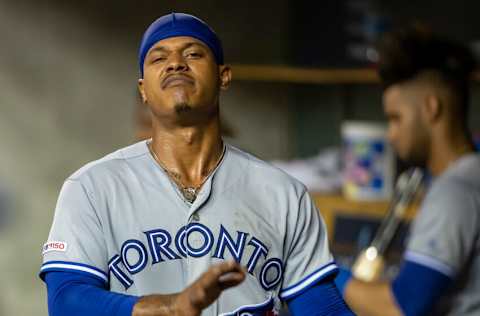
42;241;67;255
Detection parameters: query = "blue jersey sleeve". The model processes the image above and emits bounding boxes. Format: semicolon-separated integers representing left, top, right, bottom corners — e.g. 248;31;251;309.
287;277;354;315
391;259;453;316
45;271;139;316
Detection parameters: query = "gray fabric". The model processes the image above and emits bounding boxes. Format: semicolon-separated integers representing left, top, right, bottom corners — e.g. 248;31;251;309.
406;153;480;315
41;140;335;315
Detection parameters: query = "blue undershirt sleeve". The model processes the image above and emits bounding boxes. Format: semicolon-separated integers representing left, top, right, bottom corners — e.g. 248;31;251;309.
333;267;352;297
287;277;354;316
45;271;139;316
391;259;453;316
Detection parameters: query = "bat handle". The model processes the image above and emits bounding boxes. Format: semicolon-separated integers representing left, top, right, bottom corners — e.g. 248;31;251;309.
352;246;385;282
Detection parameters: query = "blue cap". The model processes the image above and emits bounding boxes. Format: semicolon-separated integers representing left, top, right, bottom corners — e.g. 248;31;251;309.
138;13;224;77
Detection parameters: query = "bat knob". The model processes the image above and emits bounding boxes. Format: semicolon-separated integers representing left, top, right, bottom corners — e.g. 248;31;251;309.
352;246;385;282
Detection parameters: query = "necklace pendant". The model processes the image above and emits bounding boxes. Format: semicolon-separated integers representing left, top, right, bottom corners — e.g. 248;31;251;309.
183;187;197;203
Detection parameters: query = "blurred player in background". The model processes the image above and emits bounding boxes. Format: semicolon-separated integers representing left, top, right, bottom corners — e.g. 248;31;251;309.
335;26;480;315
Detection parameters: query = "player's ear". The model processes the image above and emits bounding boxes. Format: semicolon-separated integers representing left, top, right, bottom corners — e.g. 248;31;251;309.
138;79;148;103
423;94;442;123
219;65;232;91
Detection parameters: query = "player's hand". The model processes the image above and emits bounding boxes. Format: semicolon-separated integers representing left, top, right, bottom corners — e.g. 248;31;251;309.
175;260;246;316
132;261;245;316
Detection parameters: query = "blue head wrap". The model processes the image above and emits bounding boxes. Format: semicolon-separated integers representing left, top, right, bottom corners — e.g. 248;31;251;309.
138;13;224;77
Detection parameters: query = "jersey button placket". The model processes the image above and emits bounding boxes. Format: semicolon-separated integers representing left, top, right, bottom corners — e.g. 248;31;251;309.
185;212;200;286
191;213;200;222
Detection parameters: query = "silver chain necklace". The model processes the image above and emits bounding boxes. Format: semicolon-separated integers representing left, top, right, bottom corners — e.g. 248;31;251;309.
147;140;225;203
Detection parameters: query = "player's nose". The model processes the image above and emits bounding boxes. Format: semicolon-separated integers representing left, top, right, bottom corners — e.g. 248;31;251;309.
166;53;188;73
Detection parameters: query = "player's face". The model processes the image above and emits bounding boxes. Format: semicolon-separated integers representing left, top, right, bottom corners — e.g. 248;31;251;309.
138;36;230;122
383;84;430;166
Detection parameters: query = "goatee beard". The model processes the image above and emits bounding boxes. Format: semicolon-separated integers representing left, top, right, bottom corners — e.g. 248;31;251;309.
174;103;193;114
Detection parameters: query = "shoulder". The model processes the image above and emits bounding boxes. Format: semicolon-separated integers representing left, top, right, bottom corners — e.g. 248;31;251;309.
226;144;307;195
441;153;480;190
427;154;480;204
67;140;149;185
419;155;480;221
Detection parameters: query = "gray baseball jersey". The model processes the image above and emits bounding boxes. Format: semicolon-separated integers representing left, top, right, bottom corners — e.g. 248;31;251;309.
40;140;337;315
405;153;480;315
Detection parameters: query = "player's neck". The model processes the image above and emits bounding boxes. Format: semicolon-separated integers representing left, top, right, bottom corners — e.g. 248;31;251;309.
149;118;224;187
427;127;474;176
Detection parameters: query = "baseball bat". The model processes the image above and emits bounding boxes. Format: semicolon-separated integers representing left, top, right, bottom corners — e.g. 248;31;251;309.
352;168;424;282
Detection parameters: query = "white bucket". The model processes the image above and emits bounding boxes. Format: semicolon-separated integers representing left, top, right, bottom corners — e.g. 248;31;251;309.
341;121;395;200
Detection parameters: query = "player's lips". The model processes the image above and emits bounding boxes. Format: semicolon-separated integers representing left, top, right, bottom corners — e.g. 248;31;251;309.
162;74;194;89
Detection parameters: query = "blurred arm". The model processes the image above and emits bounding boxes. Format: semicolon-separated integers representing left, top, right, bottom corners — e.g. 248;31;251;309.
344;279;401;316
342;260;452;316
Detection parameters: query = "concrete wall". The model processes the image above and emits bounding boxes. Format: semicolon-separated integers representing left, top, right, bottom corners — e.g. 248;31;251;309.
0;2;135;315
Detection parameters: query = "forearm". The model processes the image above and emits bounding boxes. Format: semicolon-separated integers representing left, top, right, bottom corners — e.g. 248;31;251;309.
45;261;244;316
133;290;212;316
46;272;188;316
46;271;182;316
132;294;178;316
344;279;402;316
46;272;138;316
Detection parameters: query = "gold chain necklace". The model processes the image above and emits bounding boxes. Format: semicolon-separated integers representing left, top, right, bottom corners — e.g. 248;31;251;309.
147;140;225;203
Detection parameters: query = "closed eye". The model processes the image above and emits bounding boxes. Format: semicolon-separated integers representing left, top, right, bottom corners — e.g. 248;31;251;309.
185;51;203;59
152;56;166;63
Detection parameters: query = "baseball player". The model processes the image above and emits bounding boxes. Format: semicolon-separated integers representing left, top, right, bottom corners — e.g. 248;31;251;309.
335;26;480;315
40;13;353;316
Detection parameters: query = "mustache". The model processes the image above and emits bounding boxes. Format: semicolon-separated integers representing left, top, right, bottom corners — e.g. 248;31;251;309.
161;74;194;89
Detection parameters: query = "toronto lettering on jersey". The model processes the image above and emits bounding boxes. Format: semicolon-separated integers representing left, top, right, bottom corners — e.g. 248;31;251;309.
108;224;284;291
